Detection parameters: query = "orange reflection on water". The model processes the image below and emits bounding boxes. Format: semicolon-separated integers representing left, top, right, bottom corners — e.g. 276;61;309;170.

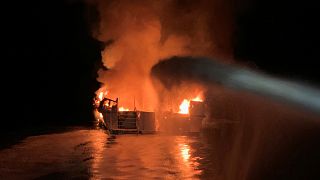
89;129;108;179
87;134;204;179
179;144;191;162
175;136;203;179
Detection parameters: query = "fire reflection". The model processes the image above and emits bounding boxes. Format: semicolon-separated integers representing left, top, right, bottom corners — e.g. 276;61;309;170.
86;134;205;179
179;144;191;162
89;130;108;179
175;136;203;178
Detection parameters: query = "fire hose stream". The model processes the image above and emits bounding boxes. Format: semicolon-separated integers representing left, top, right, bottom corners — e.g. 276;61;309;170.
151;56;320;116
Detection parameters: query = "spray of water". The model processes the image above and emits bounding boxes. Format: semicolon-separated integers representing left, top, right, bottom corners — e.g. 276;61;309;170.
152;56;320;115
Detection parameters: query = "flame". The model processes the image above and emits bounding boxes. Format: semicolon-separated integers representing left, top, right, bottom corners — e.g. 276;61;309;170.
98;92;103;101
178;93;203;114
192;94;202;102
94;90;109;108
104;101;111;107
97;91;108;101
119;107;129;111
179;99;190;114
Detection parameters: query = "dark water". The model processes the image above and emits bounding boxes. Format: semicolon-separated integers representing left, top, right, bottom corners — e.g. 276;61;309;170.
0;128;217;179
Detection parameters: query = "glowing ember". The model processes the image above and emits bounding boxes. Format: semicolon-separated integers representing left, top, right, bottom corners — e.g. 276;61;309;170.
119;107;129;111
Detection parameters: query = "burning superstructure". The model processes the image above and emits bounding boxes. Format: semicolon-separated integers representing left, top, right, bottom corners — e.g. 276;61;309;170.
159;94;206;133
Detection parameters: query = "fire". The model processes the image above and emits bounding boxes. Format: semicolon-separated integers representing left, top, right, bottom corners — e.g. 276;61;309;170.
98;92;103;101
179;99;190;114
97;91;108;101
192;94;202;102
94;90;109;108
178;94;203;114
119;107;129;111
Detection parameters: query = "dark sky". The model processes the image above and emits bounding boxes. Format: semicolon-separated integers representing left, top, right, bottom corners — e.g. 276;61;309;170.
2;1;102;129
234;0;319;84
2;0;319;130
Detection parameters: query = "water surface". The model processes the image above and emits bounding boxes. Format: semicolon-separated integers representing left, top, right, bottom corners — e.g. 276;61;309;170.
0;128;216;179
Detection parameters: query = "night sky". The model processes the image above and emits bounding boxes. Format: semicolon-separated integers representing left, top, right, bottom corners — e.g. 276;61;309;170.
3;1;102;132
234;0;319;84
2;0;319;131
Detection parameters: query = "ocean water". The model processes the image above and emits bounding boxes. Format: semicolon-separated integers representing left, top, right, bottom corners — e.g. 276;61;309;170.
0;128;217;179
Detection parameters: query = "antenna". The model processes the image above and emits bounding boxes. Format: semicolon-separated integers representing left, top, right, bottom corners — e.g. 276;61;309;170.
134;96;136;111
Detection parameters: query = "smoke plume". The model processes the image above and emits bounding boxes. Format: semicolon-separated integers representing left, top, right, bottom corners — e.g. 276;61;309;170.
88;0;234;111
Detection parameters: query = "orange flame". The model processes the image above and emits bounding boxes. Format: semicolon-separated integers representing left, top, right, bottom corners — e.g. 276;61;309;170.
98;92;103;101
192;94;203;102
97;91;108;101
119;107;129;111
178;94;203;114
179;99;190;114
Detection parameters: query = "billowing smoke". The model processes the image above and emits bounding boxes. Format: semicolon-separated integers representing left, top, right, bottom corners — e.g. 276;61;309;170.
88;0;234;111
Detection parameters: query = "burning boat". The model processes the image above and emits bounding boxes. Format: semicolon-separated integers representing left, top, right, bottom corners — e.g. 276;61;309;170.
93;89;206;134
94;96;156;134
